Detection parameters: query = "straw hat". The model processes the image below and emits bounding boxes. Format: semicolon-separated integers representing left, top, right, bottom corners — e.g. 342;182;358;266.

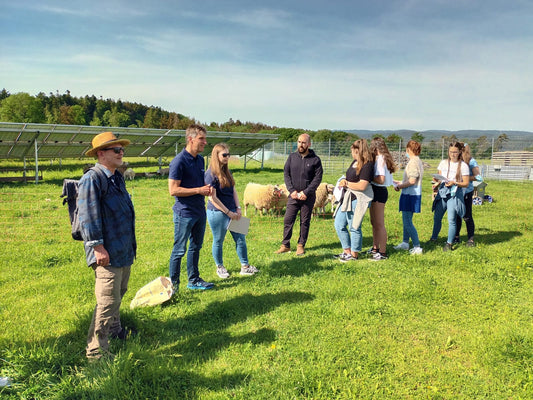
86;132;131;157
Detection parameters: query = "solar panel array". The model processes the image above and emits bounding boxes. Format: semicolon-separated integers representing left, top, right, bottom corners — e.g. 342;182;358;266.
0;122;278;160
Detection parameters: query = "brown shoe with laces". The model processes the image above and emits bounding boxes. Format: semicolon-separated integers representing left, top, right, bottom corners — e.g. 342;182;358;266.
275;245;290;254
296;244;305;256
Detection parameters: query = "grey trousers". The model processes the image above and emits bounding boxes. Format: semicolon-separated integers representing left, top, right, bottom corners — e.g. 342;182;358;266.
86;265;131;358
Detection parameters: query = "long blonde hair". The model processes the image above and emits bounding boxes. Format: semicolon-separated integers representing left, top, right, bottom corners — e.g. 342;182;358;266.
351;139;372;174
209;143;235;188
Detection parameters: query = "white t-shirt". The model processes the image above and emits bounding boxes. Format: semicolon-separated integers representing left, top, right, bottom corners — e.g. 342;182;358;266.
372;154;394;187
437;159;469;182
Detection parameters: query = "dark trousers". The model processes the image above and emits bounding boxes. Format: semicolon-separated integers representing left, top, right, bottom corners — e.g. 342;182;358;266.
455;191;475;240
282;196;315;248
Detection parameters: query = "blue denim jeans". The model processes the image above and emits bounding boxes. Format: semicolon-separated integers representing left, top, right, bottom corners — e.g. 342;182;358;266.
431;197;459;244
402;211;420;247
169;211;206;286
334;198;363;252
207;209;249;266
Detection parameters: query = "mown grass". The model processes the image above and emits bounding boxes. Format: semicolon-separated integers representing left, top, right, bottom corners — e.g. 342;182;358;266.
1;158;533;399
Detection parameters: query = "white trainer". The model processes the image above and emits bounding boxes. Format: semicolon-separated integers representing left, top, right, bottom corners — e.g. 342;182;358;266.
394;242;410;251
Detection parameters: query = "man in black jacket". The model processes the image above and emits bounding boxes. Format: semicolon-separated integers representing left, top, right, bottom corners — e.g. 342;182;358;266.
275;133;323;256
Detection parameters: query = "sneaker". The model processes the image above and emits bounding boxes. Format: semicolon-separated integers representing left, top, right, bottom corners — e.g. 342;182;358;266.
110;326;137;341
296;244;305;256
333;253;345;259
409;246;423;255
366;247;379;255
372;252;388;261
443;243;453;252
394;242;410;251
216;265;230;279
187;278;214;290
339;253;358;262
452;237;460;244
240;265;259;275
275;245;290;254
465;239;476;247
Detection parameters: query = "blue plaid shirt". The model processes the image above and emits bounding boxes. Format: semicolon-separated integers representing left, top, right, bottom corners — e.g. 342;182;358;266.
77;164;136;268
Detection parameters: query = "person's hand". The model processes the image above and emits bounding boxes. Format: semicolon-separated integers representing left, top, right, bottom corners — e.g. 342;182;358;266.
235;208;242;220
394;184;400;192
93;244;110;267
445;180;455;187
339;179;347;187
199;185;212;196
228;211;239;220
290;191;299;199
298;192;307;201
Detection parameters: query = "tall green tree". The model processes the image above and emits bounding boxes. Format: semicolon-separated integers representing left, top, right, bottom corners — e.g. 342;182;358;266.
0;92;45;123
410;132;425;143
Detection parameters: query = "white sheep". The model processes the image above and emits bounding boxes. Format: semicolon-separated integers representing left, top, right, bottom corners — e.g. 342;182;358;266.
123;168;135;180
274;184;289;214
243;183;282;216
313;182;334;215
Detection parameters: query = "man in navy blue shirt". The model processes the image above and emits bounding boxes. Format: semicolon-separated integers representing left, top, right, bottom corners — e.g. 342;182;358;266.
168;124;214;291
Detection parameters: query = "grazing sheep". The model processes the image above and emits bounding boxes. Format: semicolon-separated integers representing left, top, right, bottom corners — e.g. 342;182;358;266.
313;182;335;215
274;184;289;214
123;168;135;180
243;183;282;216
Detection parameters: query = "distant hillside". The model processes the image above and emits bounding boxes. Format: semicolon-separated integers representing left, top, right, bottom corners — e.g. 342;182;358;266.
345;129;533;140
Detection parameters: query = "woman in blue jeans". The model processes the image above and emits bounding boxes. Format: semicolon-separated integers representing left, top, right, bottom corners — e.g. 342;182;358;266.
334;139;374;262
393;140;424;255
205;143;258;279
430;142;470;252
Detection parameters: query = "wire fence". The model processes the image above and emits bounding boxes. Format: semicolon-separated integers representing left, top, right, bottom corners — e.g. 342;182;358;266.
250;136;533;179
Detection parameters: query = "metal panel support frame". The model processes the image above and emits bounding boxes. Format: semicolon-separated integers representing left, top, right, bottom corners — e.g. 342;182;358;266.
243;145;265;170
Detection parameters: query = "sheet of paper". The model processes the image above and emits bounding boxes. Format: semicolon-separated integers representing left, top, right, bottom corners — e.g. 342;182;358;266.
432;173;450;182
227;216;250;235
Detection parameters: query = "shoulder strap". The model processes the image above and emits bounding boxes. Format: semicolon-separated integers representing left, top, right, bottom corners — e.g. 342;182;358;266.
89;165;109;197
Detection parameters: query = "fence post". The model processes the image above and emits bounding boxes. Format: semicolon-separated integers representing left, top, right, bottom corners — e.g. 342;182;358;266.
491;137;494;163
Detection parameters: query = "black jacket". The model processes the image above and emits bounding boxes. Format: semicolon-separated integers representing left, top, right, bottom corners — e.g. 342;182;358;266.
284;149;323;197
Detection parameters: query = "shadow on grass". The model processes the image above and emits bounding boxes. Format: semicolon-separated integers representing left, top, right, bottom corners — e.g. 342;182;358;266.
1;291;313;398
424;229;522;250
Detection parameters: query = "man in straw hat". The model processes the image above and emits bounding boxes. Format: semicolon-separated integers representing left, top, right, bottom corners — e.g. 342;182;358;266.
168;124;215;291
78;131;137;360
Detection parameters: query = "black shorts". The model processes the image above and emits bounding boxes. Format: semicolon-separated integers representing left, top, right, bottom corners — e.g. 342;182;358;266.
372;185;389;204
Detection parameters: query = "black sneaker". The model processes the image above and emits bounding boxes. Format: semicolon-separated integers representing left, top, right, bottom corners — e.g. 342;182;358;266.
372;252;388;261
110;326;137;340
452;237;460;244
465;239;476;247
366;247;379;255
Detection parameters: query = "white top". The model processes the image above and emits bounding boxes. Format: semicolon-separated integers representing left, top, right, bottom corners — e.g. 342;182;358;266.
437;159;469;182
372;154;394;187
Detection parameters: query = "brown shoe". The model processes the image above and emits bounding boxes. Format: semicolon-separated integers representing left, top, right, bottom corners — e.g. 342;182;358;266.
275;245;290;254
296;244;305;256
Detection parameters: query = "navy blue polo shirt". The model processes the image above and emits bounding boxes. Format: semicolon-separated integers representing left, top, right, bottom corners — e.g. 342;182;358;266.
169;148;206;218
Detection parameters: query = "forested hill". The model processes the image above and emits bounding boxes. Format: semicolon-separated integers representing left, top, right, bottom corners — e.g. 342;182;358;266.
1;89;530;144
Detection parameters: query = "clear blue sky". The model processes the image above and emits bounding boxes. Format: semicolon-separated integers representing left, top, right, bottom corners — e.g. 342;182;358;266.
2;0;533;131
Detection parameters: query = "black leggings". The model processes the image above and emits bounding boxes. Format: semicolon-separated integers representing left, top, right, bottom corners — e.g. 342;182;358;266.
455;191;474;240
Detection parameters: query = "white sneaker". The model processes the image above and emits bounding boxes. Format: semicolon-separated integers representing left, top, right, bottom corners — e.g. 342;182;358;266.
394;242;410;251
216;265;230;279
409;246;423;255
240;265;259;275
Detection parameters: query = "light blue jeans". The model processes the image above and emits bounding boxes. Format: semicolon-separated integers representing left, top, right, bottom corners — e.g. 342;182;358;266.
431;197;459;244
207;209;249;267
402;211;420;247
334;198;363;253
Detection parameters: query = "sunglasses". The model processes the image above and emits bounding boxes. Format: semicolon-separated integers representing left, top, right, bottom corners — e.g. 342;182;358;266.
221;153;230;157
102;147;125;154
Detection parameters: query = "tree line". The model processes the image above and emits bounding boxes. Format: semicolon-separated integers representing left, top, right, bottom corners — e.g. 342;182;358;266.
3;89;510;157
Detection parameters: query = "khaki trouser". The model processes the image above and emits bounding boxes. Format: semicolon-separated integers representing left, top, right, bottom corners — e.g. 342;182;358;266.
86;265;131;358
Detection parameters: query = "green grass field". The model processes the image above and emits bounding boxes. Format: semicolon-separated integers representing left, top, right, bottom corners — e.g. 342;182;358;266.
1;158;533;399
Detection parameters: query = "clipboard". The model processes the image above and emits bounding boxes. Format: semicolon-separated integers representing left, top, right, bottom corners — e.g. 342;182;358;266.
227;216;250;235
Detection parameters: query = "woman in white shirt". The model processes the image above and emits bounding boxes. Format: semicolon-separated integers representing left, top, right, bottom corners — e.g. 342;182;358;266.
368;137;395;260
430;142;470;251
